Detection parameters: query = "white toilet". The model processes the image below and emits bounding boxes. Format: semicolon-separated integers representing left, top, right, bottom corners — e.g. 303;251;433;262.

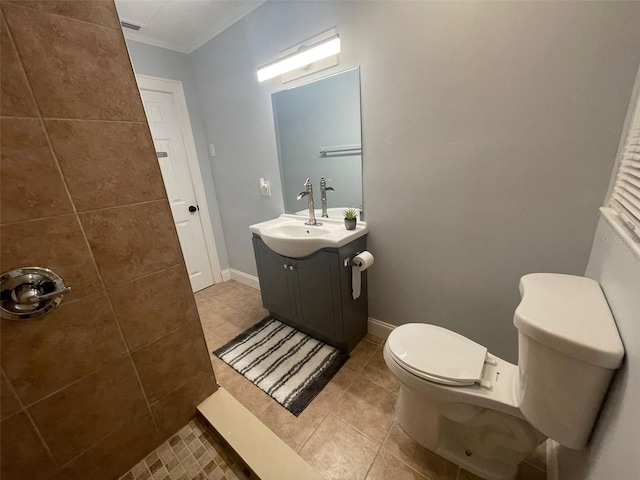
383;273;625;480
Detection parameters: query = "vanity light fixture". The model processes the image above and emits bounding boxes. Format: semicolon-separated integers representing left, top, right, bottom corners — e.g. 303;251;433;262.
257;33;341;83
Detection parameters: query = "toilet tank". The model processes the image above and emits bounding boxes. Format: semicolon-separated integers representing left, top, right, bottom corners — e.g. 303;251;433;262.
513;273;624;450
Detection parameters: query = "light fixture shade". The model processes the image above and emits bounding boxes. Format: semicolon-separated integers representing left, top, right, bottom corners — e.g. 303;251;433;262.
257;35;341;83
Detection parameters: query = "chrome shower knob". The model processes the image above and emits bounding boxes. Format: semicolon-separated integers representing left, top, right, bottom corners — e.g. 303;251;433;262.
0;267;71;320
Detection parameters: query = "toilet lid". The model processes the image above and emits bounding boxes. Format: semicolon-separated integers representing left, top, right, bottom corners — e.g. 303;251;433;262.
387;324;488;386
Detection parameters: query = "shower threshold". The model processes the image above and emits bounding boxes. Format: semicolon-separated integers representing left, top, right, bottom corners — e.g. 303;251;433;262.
197;388;323;480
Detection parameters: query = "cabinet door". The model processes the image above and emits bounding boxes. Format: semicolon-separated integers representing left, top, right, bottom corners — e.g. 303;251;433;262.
293;251;338;339
253;237;296;321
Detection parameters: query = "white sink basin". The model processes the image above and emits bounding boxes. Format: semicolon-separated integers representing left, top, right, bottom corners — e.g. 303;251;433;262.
250;214;368;258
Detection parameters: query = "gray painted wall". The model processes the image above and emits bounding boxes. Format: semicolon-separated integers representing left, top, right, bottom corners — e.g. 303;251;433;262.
125;39;230;270
557;67;640;480
191;2;640;362
189;1;640;362
557;217;640;479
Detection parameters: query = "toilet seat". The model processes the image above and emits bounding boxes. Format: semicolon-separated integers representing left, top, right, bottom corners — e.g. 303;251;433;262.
387;324;488;386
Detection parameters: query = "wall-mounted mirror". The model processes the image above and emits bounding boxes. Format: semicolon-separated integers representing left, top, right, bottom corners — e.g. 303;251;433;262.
272;67;362;219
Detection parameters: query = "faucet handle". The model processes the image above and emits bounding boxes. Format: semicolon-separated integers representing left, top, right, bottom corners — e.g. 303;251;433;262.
320;177;334;191
304;178;312;187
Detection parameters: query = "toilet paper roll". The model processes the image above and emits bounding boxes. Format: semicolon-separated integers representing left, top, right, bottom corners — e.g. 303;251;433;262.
352;251;374;300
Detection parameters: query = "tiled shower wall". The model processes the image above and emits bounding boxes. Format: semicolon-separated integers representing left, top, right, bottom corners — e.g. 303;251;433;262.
0;1;217;479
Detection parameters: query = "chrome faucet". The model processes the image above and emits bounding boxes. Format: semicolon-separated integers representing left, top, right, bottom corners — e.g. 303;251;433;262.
297;178;321;226
319;177;334;218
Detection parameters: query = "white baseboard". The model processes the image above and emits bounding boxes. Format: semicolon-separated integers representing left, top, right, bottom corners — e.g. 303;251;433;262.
367;317;395;340
223;268;260;290
220;268;232;282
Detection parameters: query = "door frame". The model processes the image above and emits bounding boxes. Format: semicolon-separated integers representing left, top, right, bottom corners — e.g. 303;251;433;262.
136;74;223;284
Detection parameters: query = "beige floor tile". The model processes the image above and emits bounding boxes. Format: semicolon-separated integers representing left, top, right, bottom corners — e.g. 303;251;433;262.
214;322;245;344
458;463;546;480
194;281;550;480
329;376;396;443
366;449;429;480
524;441;547;472
196;280;235;298
208;284;259;310
458;470;482;480
299;414;379;480
257;401;328;452
359;346;400;393
309;367;358;412
197;299;241;328
516;462;546;480
233;381;273;418
382;423;458;480
344;339;378;373
364;334;384;346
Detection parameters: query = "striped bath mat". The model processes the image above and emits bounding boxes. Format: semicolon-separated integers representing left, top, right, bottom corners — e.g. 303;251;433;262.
213;318;348;416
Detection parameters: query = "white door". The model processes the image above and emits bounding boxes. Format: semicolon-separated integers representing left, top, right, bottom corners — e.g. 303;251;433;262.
140;89;214;292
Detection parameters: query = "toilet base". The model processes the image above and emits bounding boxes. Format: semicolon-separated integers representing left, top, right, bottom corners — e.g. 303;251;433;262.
396;386;545;480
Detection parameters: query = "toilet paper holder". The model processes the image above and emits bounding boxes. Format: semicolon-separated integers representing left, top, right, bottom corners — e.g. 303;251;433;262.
344;252;366;267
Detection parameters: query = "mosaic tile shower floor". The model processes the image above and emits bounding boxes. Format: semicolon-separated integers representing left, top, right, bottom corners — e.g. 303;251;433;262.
119;418;257;480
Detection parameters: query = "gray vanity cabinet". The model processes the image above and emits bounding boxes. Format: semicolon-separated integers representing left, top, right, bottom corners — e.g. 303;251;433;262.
252;234;368;352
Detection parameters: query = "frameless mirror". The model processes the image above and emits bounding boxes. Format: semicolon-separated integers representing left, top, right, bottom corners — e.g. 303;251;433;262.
272;67;363;219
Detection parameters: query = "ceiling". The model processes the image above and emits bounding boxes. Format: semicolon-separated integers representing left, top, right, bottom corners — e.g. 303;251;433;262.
114;0;265;54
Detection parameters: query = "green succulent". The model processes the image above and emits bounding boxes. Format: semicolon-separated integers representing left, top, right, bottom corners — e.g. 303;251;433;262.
343;207;359;220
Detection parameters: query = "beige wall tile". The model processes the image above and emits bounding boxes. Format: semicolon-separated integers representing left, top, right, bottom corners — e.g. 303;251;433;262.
45;120;166;211
28;355;149;464
80;201;182;287
366;449;429;480
1;3;145;121
59;413;160;480
108;264;198;351
132;324;212;404
0;373;21;420
0;2;216;477
150;371;217;439
6;0;121;29
299;413;379;480
1;293;127;406
383;423;458;480
0;412;58;480
0;117;72;224
0;14;37;117
0;214;102;300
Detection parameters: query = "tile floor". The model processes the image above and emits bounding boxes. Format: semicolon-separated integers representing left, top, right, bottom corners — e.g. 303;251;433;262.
119;417;258;480
191;280;547;480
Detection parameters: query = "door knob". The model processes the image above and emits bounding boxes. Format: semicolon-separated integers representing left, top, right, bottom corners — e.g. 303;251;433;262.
188;205;198;213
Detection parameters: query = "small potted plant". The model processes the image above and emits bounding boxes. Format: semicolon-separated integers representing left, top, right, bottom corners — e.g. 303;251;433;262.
343;207;358;230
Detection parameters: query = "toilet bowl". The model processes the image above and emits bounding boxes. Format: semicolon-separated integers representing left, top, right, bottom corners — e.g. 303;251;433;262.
383;273;625;480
